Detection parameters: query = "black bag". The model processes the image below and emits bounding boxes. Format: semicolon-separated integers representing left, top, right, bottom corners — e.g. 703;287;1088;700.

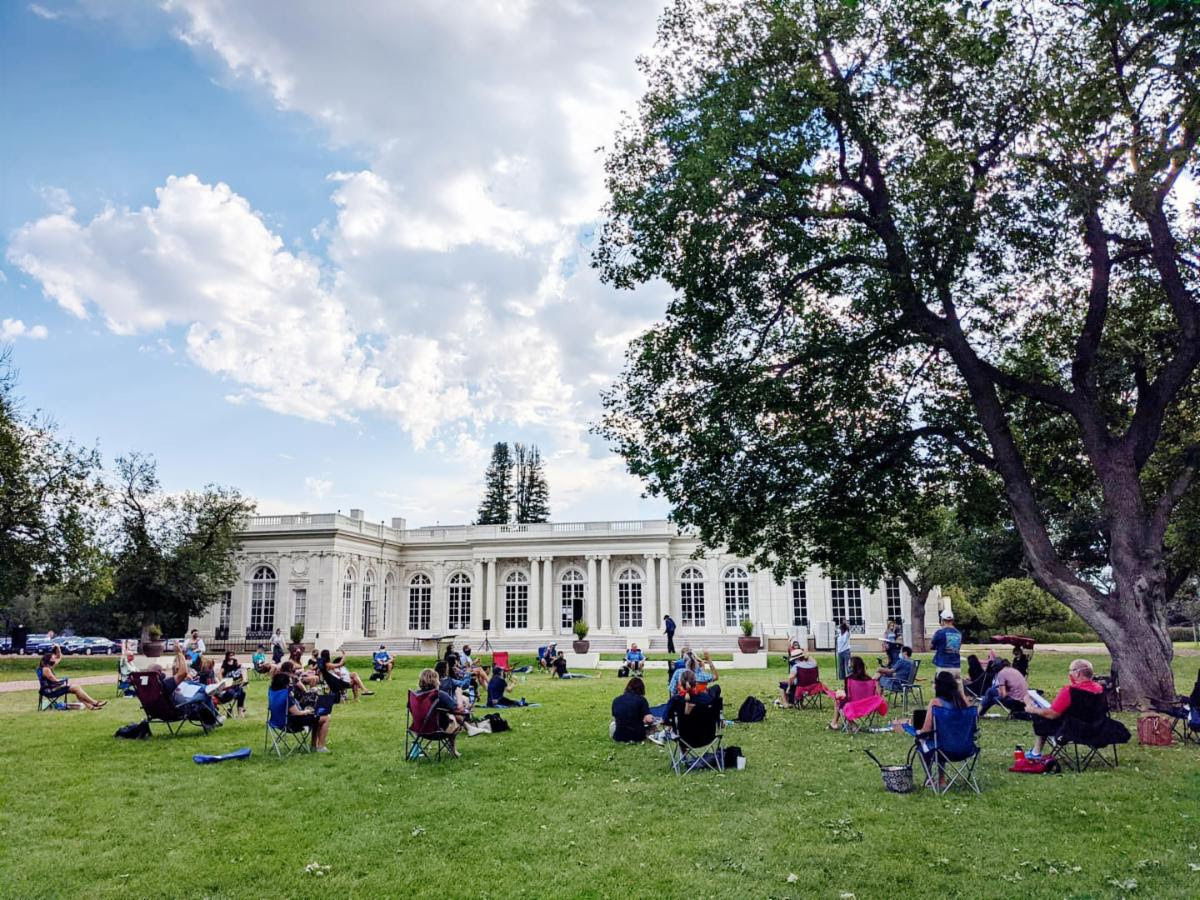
736;696;766;723
723;745;744;769
617;665;630;678
115;720;151;740
484;713;510;733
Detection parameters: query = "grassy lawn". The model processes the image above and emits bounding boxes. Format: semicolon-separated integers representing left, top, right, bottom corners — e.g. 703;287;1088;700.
1;652;1198;899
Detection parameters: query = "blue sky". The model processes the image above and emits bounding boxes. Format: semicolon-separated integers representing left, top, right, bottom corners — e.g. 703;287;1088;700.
1;1;672;526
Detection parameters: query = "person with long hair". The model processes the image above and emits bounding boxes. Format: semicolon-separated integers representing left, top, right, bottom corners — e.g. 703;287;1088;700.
828;655;875;730
37;652;107;710
218;650;247;718
269;670;331;752
417;667;464;757
611;676;655;742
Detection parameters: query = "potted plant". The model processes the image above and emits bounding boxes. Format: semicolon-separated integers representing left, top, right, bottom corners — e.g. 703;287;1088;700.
737;618;761;653
143;624;165;658
572;619;590;654
289;622;305;653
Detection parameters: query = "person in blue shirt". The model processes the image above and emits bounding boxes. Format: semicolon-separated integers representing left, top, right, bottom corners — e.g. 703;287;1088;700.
373;645;393;679
486;665;526;707
625;643;645;676
930;611;962;676
877;646;916;691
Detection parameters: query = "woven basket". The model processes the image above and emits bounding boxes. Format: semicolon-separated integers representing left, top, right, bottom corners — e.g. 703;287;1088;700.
864;748;914;793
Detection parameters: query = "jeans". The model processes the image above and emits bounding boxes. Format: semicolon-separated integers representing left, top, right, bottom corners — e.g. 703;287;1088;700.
836;651;851;681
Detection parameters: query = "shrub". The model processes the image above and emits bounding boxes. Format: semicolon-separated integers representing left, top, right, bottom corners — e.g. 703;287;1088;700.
981;578;1070;632
289;622;305;644
147;624;163;641
1027;629;1097;644
572;619;589;639
739;618;754;636
1168;626;1197;642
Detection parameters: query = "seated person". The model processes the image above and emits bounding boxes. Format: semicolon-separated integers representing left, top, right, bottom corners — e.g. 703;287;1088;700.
251;644;272;674
435;659;472;706
537;645;552;670
460;645;487;692
417;667;466;757
977;659;1029;717
37;653;107;710
269;671;331;752
1012;645;1030;677
323;649;374;701
611;676;655;742
218;650;247;718
1024;658;1104;758
184;629;206;668
914;671;971;772
486;665;526;707
877;646;916;692
827;656;877;730
668;650;719;695
964;654;988;697
625;643;646;676
288;645;305;667
373;645;394;679
778;649;820;707
664;669;721;726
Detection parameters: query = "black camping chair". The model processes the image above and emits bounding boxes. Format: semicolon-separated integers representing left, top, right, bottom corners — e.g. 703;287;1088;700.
666;689;725;775
1050;687;1131;771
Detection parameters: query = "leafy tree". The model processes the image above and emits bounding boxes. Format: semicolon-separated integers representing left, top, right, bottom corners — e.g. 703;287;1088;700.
596;0;1200;703
982;578;1072;633
892;506;972;651
0;350;104;632
109;454;253;640
476;442;515;524
941;585;988;643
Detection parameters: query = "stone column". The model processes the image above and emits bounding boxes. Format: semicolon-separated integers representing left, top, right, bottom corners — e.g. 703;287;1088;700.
528;556;541;633
541;556;554;633
599;555;612;634
586;556;599;633
659;553;671;623
472;559;484;631
643;554;658;628
432;561;446;633
486;558;498;632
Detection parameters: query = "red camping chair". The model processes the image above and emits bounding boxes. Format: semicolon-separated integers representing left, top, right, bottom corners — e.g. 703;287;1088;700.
491;651;511;673
792;665;828;710
405;689;457;762
839;677;889;734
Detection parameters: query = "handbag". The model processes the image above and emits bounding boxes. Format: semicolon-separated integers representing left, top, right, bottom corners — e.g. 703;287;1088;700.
1137;713;1173;746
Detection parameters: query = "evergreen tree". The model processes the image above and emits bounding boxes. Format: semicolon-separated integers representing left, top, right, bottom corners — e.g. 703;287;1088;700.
524;445;551;523
476;442;514;524
513;442;531;523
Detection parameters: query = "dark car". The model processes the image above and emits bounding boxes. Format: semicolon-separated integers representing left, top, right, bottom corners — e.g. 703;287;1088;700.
24;634;60;656
62;636;122;656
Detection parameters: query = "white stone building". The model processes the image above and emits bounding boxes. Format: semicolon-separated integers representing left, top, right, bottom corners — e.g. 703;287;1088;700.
189;510;941;653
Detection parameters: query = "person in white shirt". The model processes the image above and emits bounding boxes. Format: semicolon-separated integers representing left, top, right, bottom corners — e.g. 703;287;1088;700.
270;628;286;664
835;621;852;680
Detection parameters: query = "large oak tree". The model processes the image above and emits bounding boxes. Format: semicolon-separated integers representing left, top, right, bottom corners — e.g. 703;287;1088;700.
597;0;1200;703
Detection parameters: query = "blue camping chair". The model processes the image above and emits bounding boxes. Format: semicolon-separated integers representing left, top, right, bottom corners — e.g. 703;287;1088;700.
909;704;981;794
265;688;311;758
37;667;71;711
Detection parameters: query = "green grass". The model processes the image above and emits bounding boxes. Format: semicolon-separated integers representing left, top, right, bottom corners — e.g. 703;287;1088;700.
2;652;1198;899
0;656;122;682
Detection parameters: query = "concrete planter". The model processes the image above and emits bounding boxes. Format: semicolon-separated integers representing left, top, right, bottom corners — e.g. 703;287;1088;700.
737;636;761;653
142;641;165;658
572;640;591;654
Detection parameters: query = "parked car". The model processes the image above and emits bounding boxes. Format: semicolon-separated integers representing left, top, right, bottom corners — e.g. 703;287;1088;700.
62;637;122;656
25;634;59;656
0;636;11;653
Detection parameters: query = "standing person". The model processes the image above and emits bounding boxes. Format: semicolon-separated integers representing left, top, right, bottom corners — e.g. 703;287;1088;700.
270;628;286;665
663;614;677;655
835;621;852;681
931;611;963;679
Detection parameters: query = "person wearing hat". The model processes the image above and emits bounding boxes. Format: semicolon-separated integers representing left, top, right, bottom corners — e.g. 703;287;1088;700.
931;610;962;677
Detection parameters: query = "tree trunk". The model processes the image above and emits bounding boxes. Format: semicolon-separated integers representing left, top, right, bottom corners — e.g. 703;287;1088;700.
908;585;931;653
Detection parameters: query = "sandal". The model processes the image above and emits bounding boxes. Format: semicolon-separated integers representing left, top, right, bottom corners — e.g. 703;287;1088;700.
93;700;108;710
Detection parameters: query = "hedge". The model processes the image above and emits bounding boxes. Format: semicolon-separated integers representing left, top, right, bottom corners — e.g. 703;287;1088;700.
1169;626;1198;642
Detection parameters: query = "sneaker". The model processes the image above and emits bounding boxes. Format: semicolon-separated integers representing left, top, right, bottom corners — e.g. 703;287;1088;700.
648;732;667;746
216;714;226;725
315;746;331;753
363;690;375;696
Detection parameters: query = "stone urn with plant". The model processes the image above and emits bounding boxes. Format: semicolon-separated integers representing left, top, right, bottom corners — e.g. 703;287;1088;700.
572;619;590;654
737;618;761;653
289;622;306;655
143;624;165;658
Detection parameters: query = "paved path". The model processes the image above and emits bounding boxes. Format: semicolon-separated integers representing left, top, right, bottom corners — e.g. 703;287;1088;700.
0;673;116;694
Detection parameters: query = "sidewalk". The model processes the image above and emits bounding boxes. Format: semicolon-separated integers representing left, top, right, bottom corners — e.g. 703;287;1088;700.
0;673;116;694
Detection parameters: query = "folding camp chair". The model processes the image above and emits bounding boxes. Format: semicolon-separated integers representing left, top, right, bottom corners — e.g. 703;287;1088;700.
320;667;348;704
132;672;212;736
491;651;511;673
910;704;981;794
839;678;889;734
1149;697;1200;745
116;658;138;698
1049;688;1131;772
405;689;458;762
791;664;828;710
36;668;71;711
665;690;725;775
265;687;311;758
883;659;923;712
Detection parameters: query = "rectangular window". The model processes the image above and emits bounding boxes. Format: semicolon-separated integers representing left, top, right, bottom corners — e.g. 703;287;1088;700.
448;584;471;630
560;581;584;631
830;576;864;632
791;579;808;626
885;578;903;623
293;589;306;626
618;580;643;629
342;581;353;631
249;582;275;633
679;580;705;627
217;592;231;631
409;584;432;631
505;583;528;630
723;579;750;627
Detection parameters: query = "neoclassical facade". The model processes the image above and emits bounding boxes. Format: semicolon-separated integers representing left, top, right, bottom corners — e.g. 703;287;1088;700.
190;511;941;651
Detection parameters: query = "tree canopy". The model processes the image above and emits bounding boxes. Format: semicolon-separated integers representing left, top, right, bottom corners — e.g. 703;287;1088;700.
597;0;1200;702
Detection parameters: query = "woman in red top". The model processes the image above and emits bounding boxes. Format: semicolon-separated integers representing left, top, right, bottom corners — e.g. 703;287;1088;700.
1025;658;1104;756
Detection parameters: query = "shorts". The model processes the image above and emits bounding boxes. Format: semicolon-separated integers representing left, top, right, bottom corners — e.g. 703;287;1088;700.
288;713;318;732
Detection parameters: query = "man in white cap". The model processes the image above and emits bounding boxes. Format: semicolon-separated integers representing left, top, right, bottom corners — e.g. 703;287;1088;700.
931;610;962;677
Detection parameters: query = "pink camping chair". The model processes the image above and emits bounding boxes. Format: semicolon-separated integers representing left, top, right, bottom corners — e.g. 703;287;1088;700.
839;677;889;734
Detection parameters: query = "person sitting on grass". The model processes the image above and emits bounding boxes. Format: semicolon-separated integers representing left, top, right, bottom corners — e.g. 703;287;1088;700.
269;671;331;752
373;645;394;679
827;655;876;730
877;646;916;692
251;644;271;675
486;665;527;707
417;667;465;757
1012;645;1030;677
37;652;107;710
611;676;655;742
625;643;646;676
1023;658;1105;759
537;644;554;671
218;650;248;718
459;645;488;693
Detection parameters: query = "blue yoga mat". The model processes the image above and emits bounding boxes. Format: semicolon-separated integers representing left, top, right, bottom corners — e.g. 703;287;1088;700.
193;747;252;764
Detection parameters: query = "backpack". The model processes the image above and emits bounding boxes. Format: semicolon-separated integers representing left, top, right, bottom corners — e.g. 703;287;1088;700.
617;665;630;678
723;745;744;769
484;713;510;733
736;696;766;723
1137;713;1174;746
1009;756;1060;774
115;720;151;740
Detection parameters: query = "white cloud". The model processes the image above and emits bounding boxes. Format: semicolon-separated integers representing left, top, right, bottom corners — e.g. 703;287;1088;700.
0;318;49;340
304;476;332;499
28;4;60;20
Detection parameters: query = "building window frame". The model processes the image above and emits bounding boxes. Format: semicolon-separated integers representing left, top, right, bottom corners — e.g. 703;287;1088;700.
408;573;432;632
791;578;808;627
678;567;706;627
617;567;643;629
448;571;472;630
504;570;529;630
249;566;276;635
830;575;865;633
722;565;751;628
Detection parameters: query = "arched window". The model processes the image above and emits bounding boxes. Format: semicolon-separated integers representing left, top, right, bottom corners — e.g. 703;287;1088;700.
249;566;276;634
617;567;643;629
341;567;355;631
559;568;585;631
722;565;751;627
830;575;864;632
448;571;472;630
383;573;395;633
679;566;706;627
505;570;529;630
408;573;432;631
362;569;377;636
